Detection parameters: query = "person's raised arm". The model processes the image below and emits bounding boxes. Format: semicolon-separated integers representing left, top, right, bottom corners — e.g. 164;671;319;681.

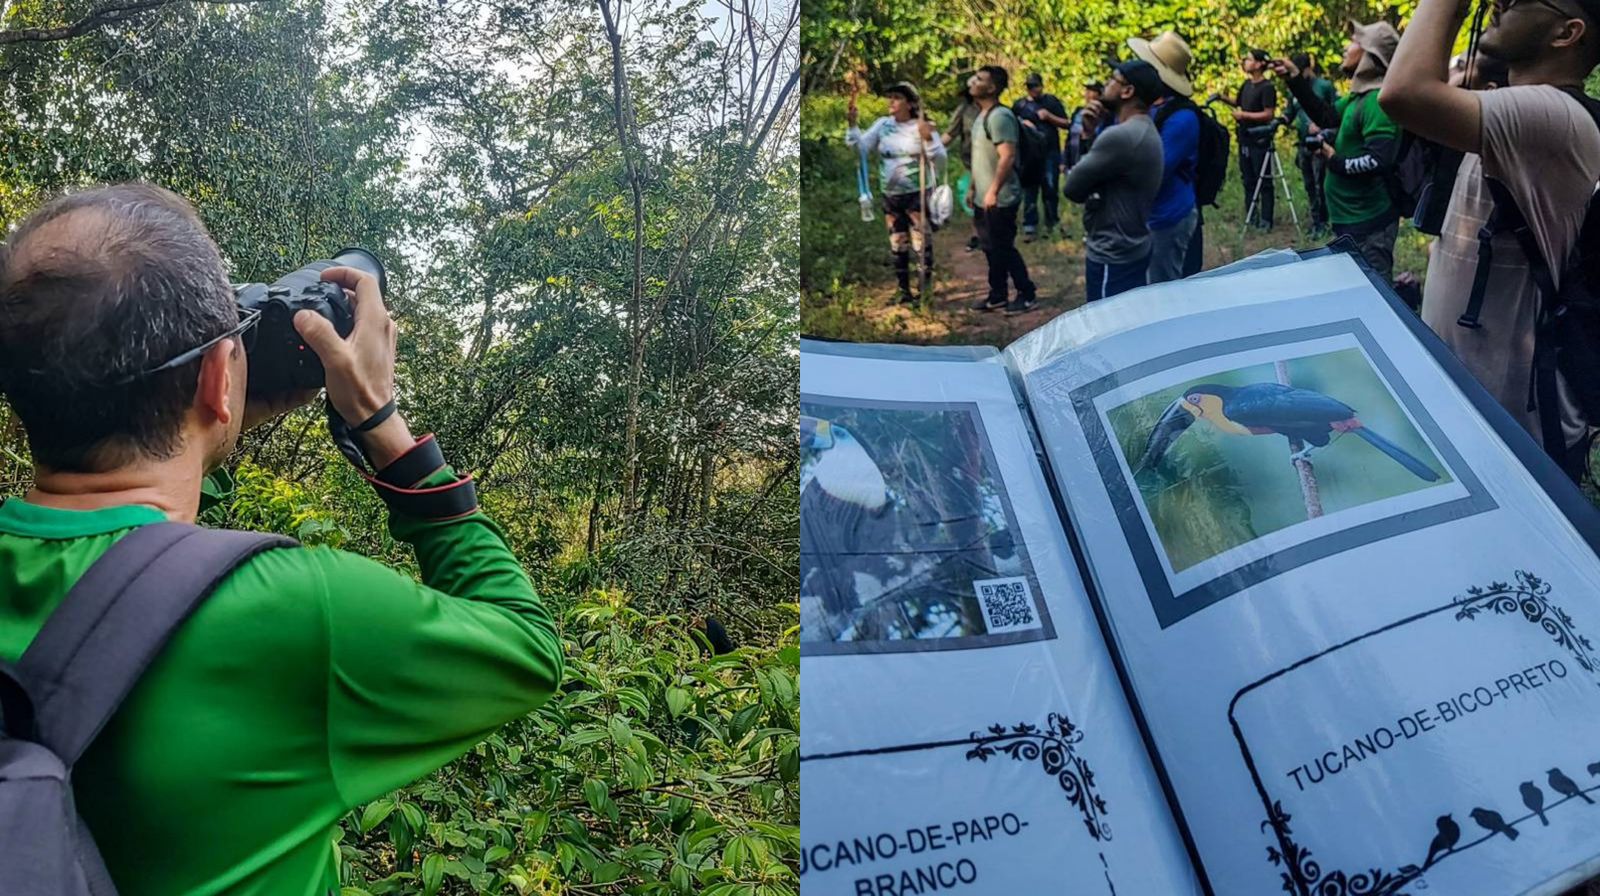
1271;60;1342;129
1380;0;1481;152
290;266;564;806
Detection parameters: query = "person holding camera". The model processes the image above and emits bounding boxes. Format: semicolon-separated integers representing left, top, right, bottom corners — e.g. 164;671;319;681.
1215;49;1279;229
847;82;946;306
1381;0;1600;466
1271;21;1404;280
1282;52;1340;237
1062;59;1167;301
0;184;564;895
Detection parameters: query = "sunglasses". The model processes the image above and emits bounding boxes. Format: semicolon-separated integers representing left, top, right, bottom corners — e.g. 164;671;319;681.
110;308;261;386
1499;0;1584;16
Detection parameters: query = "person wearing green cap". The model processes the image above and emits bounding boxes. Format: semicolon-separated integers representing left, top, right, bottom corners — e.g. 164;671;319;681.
847;82;946;305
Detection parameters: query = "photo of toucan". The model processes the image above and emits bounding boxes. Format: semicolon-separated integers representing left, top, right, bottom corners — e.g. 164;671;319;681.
799;401;1041;649
1136;382;1441;482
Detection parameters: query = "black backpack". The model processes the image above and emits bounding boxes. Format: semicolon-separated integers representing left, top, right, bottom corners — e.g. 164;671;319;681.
1456;87;1600;472
0;522;295;895
1153;97;1230;208
986;105;1048;187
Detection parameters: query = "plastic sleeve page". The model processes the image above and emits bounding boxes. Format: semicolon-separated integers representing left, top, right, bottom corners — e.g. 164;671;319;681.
798;341;1202;896
1007;254;1600;896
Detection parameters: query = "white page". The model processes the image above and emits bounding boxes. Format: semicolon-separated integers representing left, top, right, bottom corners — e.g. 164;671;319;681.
1009;254;1600;896
799;342;1202;896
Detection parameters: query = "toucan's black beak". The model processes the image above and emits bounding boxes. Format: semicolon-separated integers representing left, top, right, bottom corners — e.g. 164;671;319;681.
1135;400;1196;472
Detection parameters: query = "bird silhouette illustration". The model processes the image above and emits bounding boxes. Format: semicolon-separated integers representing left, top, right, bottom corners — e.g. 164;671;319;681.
1588;761;1600;778
1522;781;1550;825
1424;814;1460;868
1550;768;1595;805
1470;807;1519;841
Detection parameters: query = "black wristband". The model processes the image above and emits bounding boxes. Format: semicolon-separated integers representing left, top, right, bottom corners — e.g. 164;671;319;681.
354;399;397;433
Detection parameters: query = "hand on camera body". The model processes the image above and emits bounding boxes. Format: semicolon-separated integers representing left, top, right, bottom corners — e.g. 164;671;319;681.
291;268;415;469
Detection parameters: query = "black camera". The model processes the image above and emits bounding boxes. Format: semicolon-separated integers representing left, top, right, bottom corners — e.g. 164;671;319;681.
1302;131;1327;150
235;248;387;399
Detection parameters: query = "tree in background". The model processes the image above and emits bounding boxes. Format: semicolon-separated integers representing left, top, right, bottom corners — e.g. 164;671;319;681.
0;0;798;891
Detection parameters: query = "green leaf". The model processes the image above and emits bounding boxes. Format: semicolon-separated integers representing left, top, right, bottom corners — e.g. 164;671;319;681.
665;686;691;717
358;799;394;835
421;854;445;896
484;845;512;864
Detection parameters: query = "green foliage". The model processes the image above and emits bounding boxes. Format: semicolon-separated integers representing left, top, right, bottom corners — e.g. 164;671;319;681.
332;592;799;896
1;0;799;891
803;0;1422;106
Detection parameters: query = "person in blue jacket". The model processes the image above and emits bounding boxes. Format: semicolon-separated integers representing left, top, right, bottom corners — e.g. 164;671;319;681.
1129;31;1200;284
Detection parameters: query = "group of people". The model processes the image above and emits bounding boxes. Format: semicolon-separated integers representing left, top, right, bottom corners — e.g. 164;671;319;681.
845;30;1229;313
846;0;1600;474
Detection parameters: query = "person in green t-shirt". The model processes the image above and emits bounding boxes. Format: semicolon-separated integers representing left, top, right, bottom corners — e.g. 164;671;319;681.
1282;52;1340;236
966;63;1038;315
0;184;564;896
1273;21;1404;280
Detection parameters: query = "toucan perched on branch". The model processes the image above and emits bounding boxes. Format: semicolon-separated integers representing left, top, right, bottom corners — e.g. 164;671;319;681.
1136;382;1440;481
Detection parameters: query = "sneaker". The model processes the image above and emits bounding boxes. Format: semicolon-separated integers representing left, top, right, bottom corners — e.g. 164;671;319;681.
1023;230;1036;244
966;235;981;252
972;295;1008;312
892;289;916;306
1004;295;1038;315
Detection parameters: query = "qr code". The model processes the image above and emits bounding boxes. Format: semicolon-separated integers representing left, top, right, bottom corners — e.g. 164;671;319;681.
972;577;1042;634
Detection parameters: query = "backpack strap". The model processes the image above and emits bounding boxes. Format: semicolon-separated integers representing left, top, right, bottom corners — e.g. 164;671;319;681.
15;522;295;766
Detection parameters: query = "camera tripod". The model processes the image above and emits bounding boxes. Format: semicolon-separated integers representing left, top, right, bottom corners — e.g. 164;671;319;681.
1240;120;1302;240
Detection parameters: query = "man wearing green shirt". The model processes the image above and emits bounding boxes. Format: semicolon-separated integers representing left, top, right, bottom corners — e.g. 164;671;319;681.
0;184;565;895
1282;52;1340;236
967;63;1037;315
1275;21;1405;280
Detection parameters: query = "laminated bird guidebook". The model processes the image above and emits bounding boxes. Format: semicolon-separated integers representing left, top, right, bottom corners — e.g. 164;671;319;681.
798;249;1600;896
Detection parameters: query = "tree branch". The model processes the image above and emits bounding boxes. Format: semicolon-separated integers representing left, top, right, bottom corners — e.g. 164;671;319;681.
0;0;274;45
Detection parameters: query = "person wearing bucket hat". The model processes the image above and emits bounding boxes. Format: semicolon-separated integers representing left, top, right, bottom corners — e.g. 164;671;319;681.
1379;0;1600;465
847;81;947;305
1063;59;1166;301
1013;73;1071;241
1270;20;1403;279
1129;31;1202;283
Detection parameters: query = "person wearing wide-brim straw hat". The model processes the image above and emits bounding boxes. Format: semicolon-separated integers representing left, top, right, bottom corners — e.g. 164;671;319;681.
1127;31;1194;98
1127;31;1202;284
847;81;947;305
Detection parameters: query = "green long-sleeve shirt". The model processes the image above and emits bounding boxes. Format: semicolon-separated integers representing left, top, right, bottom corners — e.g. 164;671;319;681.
0;453;563;895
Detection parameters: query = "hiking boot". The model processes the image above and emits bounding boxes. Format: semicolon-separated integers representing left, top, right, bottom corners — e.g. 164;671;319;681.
892;289;916;306
1004;295;1038;315
972;295;1008;312
966;235;981;252
1022;229;1036;244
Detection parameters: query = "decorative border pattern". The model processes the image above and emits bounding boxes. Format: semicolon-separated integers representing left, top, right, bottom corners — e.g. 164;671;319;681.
965;711;1112;842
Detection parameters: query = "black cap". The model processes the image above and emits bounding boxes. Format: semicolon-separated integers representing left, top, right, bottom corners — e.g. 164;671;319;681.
1247;48;1270;63
1085;80;1105;92
1113;59;1163;105
1025;73;1044;88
